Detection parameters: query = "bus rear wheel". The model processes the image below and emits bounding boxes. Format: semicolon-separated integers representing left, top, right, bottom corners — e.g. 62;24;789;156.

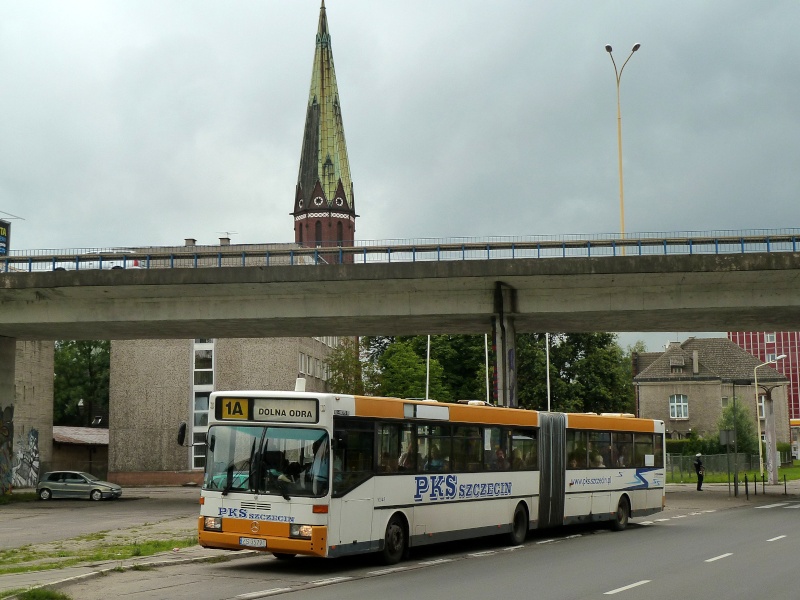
508;503;528;545
381;515;406;565
611;496;630;531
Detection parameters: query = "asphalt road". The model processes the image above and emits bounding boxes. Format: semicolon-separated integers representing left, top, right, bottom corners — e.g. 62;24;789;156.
0;486;201;550
42;487;800;600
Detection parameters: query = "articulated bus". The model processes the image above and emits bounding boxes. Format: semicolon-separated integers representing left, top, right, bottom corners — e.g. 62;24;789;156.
791;419;800;460
185;390;665;564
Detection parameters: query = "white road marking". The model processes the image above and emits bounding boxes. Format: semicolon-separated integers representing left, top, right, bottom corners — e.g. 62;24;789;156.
705;553;733;563
655;518;670;522
236;589;293;599
703;510;716;513
638;521;653;525
784;504;800;509
767;535;787;542
468;550;497;557
503;545;525;551
311;577;352;586
672;515;687;519
368;567;408;576
755;503;789;509
418;558;453;566
604;580;651;595
536;538;557;545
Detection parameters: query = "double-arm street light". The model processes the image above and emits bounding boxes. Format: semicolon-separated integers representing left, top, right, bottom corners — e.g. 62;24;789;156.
754;354;787;480
605;43;640;254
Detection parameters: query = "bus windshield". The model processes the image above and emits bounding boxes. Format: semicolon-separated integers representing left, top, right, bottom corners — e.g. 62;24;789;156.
204;425;329;498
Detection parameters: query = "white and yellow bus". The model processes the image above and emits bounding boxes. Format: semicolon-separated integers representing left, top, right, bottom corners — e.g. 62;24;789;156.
791;418;800;460
183;390;665;564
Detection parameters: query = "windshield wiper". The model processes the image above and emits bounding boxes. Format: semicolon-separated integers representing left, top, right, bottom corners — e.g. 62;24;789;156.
222;464;234;496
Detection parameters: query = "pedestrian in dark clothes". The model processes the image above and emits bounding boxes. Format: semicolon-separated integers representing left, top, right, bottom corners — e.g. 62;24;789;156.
693;453;705;491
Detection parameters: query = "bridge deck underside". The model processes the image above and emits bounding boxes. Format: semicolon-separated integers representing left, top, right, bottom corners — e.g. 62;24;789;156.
2;253;799;340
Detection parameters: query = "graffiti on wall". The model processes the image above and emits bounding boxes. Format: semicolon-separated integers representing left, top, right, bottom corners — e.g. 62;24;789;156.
0;405;13;494
13;428;40;488
0;405;40;492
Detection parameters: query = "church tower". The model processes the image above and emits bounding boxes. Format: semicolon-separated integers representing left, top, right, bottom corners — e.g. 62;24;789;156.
292;1;356;262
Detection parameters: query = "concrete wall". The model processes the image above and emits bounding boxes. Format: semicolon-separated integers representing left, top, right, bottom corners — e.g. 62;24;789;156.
108;337;334;486
109;339;192;485
638;380;790;443
1;340;53;491
216;337;331;393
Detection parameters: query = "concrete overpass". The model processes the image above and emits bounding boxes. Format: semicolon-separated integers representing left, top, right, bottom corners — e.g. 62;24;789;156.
3;250;800;407
2;252;800;340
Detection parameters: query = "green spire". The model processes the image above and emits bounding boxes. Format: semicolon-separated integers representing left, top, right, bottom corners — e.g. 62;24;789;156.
296;1;353;210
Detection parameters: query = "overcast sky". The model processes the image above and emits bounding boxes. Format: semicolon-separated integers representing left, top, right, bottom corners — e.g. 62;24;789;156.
3;1;798;350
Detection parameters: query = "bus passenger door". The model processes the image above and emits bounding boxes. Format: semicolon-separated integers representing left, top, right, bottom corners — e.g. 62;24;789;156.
338;480;374;548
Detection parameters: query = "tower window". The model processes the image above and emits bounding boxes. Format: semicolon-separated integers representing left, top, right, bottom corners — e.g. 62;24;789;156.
337;222;343;246
315;221;322;246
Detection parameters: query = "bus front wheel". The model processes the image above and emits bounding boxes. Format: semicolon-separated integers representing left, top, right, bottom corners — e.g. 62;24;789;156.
611;496;630;531
381;515;406;565
509;503;528;545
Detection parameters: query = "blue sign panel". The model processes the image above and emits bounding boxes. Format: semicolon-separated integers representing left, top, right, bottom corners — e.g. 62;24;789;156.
0;220;9;256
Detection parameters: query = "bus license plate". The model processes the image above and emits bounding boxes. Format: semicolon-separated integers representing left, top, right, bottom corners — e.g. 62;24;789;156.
239;537;266;548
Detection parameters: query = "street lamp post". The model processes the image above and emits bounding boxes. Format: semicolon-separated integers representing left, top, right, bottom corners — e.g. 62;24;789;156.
754;354;786;480
605;43;640;255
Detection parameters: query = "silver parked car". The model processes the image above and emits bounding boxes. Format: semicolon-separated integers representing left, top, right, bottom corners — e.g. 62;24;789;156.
37;471;123;501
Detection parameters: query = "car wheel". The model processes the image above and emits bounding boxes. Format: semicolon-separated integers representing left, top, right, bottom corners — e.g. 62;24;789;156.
611;496;630;531
38;488;52;501
90;489;103;501
381;514;406;565
508;502;528;545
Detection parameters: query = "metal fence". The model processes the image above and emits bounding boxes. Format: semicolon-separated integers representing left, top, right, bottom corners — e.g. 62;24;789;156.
667;452;791;482
5;227;800;272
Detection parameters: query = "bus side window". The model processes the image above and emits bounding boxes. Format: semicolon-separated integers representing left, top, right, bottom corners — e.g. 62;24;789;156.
397;424;418;472
633;433;654;468
378;423;401;473
453;426;482;472
332;420;374;496
566;430;587;469
612;432;633;468
654;434;664;468
510;428;536;470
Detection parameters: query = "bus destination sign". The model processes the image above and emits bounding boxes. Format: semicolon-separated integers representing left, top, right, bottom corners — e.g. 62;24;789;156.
253;398;318;423
217;397;318;423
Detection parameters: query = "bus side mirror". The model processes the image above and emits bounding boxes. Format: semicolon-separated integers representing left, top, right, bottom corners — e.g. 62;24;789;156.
177;422;187;446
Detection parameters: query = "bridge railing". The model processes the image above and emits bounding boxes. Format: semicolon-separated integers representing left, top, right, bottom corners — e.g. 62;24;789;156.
3;228;800;273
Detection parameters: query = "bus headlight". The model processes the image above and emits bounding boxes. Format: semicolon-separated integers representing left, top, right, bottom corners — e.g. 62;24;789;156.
204;517;222;531
289;524;312;539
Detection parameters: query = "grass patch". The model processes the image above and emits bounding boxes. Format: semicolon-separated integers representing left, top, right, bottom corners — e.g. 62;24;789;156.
0;537;197;576
3;590;73;599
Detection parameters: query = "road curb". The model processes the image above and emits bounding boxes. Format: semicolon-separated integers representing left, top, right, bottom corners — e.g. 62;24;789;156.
4;549;258;600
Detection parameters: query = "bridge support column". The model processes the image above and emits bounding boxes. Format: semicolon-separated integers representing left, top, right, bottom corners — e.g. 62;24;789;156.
493;283;517;408
0;336;16;494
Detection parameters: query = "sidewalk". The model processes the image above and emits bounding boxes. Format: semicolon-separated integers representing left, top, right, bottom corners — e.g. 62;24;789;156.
3;481;800;599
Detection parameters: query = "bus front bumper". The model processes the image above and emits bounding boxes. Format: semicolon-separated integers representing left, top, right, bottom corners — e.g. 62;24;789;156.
198;517;328;557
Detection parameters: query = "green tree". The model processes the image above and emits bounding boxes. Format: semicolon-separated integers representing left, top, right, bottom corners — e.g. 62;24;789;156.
378;341;450;400
516;333;634;413
53;340;110;426
403;335;486;401
716;398;758;455
325;338;365;394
